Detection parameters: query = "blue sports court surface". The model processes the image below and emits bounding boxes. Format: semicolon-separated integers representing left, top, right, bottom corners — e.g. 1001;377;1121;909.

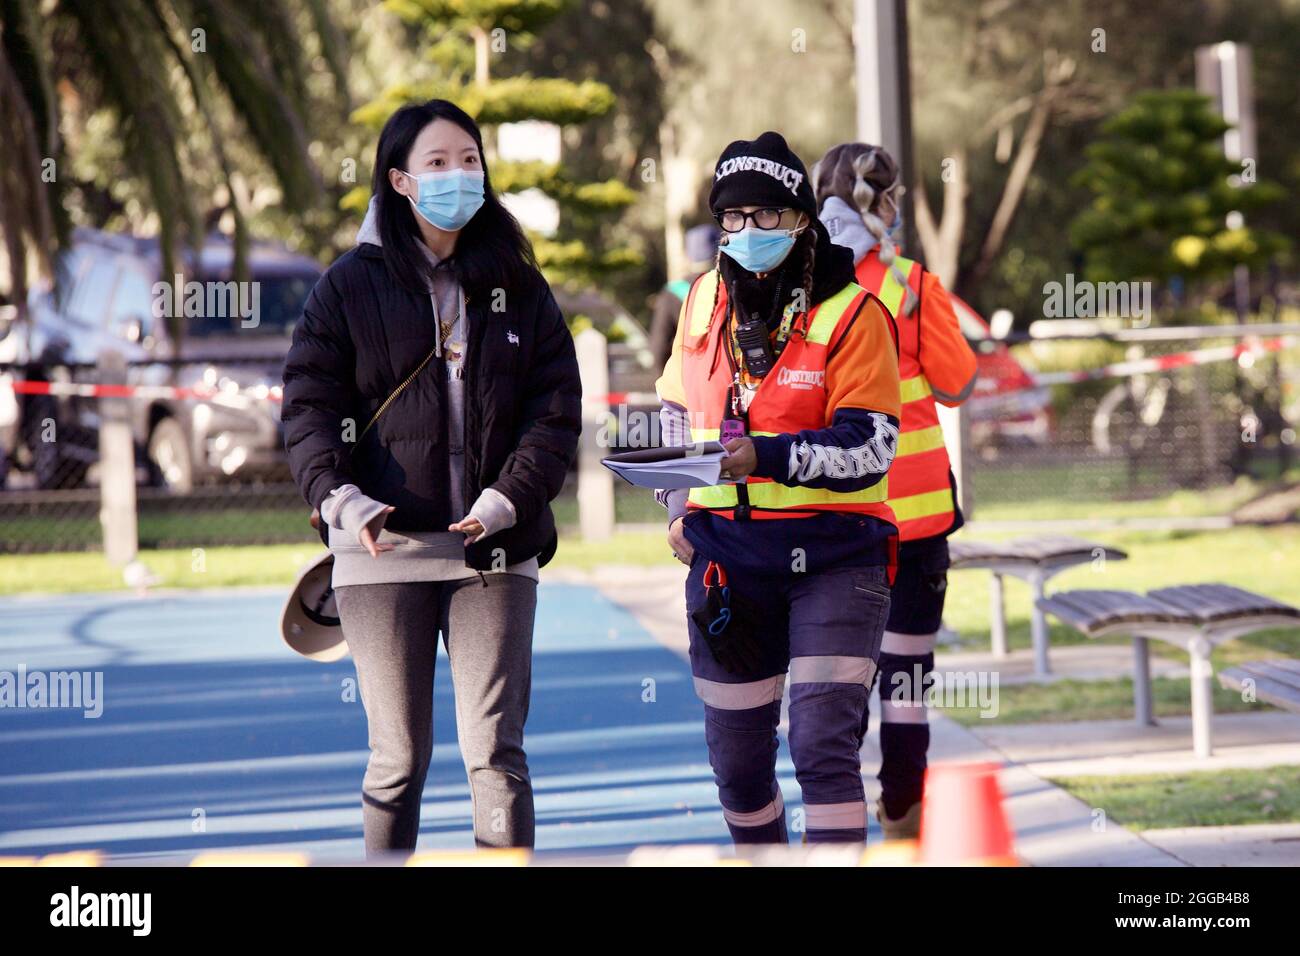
0;582;783;861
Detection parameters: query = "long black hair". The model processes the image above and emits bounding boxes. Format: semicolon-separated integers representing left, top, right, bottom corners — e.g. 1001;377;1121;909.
371;99;537;297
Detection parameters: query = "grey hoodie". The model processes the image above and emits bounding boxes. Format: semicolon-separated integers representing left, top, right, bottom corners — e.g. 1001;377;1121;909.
321;197;536;585
818;195;878;264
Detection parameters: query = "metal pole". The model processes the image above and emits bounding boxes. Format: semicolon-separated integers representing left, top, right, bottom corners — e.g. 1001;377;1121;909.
854;0;917;254
1196;42;1256;323
989;572;1008;658
575;328;614;541
936;399;973;520
855;2;972;516
98;350;138;565
1189;635;1215;759
1132;636;1155;726
1029;568;1051;677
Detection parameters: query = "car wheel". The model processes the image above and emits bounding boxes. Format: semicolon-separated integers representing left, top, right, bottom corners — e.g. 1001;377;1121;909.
148;417;193;493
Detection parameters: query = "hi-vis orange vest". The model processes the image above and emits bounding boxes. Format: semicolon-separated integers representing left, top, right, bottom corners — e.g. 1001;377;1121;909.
676;270;898;526
854;253;957;541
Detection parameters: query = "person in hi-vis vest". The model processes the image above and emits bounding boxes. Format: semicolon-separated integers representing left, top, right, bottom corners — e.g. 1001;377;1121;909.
655;131;902;844
813;142;978;840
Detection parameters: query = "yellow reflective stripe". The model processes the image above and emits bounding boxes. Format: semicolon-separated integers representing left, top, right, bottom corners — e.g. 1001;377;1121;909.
872;255;914;317
889;487;954;523
876;272;905;317
805;283;864;345
900;375;931;404
688;271;722;335
689;477;889;509
895;425;945;457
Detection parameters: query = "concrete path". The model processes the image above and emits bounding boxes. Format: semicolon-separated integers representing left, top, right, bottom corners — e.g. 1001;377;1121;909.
587;563;1300;866
1138;823;1300;866
584;564;1183;866
974;712;1300;778
862;709;1182;866
936;643;1189;685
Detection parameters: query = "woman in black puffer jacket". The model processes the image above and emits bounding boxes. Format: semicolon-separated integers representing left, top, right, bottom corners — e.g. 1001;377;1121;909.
281;99;581;855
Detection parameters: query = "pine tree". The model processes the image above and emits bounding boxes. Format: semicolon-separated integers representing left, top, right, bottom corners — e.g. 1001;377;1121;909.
351;0;640;287
1070;89;1287;289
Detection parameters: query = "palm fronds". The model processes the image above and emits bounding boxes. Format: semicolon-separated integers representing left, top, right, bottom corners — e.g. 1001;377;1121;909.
0;36;56;313
0;0;347;322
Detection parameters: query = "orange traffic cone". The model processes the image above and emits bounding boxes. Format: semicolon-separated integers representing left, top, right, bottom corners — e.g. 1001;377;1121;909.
918;761;1018;866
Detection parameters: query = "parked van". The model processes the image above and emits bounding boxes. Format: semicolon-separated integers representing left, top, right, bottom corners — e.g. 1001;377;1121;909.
6;228;321;490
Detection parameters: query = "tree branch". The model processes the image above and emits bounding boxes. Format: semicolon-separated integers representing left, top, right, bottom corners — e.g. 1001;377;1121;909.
963;85;1056;295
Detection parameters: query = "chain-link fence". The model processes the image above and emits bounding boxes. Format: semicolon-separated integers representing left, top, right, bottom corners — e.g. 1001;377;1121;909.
0;355;306;554
1;334;1296;554
964;334;1299;527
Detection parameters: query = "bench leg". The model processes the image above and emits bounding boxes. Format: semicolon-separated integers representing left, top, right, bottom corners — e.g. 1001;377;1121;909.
1029;569;1051;677
1133;636;1155;727
989;572;1008;658
1190;635;1214;759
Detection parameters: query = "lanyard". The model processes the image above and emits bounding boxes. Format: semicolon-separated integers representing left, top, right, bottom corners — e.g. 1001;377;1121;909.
724;299;800;390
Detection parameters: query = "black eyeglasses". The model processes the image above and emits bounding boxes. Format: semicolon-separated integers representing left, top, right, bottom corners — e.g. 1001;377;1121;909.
715;207;788;233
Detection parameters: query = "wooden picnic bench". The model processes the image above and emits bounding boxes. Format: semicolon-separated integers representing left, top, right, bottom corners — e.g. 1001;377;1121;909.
1218;659;1300;715
1038;584;1300;757
948;536;1128;676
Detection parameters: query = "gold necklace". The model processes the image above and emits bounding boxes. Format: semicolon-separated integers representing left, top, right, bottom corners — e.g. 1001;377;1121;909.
436;286;466;363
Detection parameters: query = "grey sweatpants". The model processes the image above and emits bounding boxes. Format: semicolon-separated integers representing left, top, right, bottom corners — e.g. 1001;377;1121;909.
334;573;538;855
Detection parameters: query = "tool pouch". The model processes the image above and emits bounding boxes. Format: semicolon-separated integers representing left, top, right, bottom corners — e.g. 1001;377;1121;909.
690;561;770;676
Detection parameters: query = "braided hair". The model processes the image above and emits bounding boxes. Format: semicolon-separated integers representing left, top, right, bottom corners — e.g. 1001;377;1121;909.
796;228;816;333
811;143;918;317
705;245;727;376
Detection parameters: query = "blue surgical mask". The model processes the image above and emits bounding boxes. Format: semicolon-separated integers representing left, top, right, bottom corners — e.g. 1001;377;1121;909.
403;168;485;231
719;226;801;274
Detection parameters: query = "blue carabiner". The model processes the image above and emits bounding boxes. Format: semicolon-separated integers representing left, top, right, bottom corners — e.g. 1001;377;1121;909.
708;586;732;635
709;606;732;635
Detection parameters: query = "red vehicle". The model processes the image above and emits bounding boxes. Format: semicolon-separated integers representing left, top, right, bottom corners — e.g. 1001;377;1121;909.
948;293;1051;446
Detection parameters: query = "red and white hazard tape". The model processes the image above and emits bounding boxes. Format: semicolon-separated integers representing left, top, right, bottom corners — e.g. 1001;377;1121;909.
592;338;1290;404
4;336;1290;408
4;378;282;405
1027;337;1288;388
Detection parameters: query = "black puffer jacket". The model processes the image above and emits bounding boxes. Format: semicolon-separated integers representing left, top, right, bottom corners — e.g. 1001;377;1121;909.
280;242;582;570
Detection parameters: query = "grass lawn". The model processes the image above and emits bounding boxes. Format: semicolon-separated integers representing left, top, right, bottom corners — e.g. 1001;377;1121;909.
938;523;1300;666
0;529;675;595
971;469;1268;523
942;676;1270;726
0;507;311;551
0;483;664;552
1051;765;1300;829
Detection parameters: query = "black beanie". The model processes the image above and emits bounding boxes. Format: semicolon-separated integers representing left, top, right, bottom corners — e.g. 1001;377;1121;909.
709;131;817;220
